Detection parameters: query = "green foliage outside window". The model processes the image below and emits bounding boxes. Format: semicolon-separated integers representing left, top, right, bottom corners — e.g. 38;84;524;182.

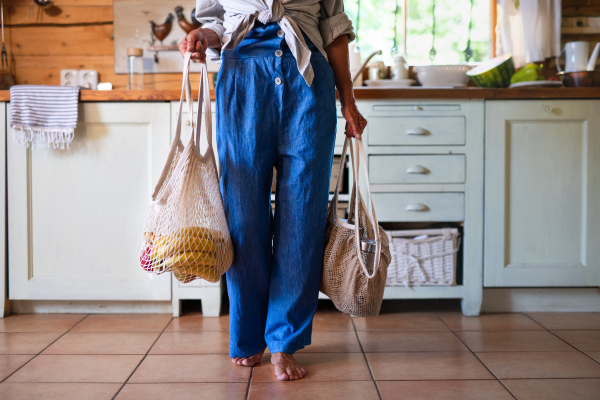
344;0;491;66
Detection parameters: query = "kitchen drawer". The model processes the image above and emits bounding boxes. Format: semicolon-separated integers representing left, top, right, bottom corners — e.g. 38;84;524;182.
369;155;465;184
372;193;464;222
368;116;465;146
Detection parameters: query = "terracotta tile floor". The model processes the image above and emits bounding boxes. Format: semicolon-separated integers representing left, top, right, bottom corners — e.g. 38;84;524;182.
0;305;599;400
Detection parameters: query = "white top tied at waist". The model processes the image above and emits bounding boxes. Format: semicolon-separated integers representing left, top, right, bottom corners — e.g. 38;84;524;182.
257;0;285;24
195;0;355;86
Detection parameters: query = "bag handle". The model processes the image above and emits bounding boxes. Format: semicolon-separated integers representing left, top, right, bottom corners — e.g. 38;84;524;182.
193;61;220;181
151;52;195;201
349;138;382;279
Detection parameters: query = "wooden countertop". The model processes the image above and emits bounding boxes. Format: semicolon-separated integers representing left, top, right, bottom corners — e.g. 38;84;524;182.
0;87;598;102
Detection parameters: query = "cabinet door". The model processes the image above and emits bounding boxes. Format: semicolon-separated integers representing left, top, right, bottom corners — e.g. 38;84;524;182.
484;100;600;287
0;104;6;315
8;103;172;300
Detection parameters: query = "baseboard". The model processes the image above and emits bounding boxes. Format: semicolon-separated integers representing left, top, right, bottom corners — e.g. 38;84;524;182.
482;288;600;312
9;300;173;315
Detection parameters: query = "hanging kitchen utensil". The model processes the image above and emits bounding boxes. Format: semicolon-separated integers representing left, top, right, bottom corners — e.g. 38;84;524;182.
0;0;15;89
429;0;437;62
463;0;474;62
1;0;8;69
391;0;400;55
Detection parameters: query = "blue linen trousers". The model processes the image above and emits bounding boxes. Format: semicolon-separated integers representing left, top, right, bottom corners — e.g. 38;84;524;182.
215;22;337;357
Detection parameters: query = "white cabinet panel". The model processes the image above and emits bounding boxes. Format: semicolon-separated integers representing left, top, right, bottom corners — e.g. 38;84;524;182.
8;103;172;301
484;100;600;287
0;104;6;316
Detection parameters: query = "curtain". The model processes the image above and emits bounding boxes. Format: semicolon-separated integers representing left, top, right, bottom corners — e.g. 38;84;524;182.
496;0;562;68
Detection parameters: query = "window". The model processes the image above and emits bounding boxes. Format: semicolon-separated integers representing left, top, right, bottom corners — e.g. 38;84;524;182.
344;0;492;66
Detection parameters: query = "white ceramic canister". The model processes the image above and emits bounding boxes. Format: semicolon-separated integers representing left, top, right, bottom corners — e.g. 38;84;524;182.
349;43;363;86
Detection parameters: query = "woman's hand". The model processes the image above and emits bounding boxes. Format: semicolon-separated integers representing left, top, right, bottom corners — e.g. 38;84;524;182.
341;100;367;139
179;28;209;62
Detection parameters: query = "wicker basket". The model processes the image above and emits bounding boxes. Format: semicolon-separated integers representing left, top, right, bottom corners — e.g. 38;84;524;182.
385;228;460;286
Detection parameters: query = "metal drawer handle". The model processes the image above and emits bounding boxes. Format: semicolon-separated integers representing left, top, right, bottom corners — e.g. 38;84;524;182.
406;203;430;212
406;127;429;136
405;165;429;175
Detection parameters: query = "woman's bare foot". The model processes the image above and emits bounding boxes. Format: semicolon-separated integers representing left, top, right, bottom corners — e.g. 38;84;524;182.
231;348;265;367
271;352;306;381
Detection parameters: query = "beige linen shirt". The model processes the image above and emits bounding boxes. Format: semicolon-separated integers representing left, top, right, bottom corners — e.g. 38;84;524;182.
195;0;355;85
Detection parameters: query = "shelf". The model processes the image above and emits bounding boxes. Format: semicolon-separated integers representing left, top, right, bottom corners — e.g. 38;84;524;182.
561;27;600;34
146;44;179;52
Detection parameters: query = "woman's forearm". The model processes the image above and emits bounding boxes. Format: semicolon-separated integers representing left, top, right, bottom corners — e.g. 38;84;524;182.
199;28;222;49
324;35;355;108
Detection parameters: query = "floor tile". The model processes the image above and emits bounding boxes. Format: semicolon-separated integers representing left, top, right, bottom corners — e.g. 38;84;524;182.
165;313;229;332
358;331;468;352
298;331;361;353
6;355;143;383
312;312;354;331
438;312;543;331
129;354;250;383
115;383;247;400
353;312;448;331
0;333;62;354
248;381;379;400
251;353;372;382
149;332;229;354
71;314;172;333
0;355;34;381
476;351;600;379
552;330;600;352
43;332;160;355
0;314;86;333
377;380;514;400
502;378;600;400
0;383;121;400
526;312;600;330
456;331;576;352
366;352;493;381
587;352;600;363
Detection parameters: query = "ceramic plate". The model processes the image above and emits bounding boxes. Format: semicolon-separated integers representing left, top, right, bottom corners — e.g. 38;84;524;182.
509;80;563;88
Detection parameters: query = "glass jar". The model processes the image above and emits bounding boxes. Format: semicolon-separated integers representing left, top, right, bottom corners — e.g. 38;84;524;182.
127;48;144;90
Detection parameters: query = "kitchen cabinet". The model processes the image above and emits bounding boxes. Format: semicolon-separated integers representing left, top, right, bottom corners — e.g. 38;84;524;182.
0;104;6;317
8;103;172;302
484;100;600;287
319;100;485;316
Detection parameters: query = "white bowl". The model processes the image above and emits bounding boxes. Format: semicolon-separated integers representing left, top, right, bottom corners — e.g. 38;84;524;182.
413;65;473;87
364;79;416;87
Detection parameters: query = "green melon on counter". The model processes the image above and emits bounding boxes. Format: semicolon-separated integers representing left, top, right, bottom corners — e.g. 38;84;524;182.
466;54;515;88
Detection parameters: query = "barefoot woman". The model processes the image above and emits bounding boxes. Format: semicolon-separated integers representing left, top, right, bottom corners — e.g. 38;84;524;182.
179;0;366;381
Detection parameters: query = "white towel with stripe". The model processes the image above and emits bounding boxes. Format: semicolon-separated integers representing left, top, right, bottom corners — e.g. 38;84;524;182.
10;85;80;150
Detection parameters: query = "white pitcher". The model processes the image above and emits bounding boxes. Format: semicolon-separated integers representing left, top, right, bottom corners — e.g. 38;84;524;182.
557;41;600;72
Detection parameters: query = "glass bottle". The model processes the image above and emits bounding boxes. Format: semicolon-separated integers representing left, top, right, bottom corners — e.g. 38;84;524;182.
127;48;144;90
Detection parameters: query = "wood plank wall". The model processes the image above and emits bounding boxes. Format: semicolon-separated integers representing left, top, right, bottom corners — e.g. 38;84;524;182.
5;0;184;90
6;0;600;89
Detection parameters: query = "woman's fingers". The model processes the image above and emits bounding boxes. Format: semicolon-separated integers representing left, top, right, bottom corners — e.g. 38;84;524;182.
178;29;207;61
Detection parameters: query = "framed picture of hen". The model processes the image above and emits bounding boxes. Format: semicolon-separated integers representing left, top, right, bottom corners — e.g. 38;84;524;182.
114;0;220;74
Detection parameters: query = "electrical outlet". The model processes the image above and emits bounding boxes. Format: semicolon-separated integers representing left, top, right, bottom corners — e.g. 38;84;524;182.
78;70;98;90
60;69;79;87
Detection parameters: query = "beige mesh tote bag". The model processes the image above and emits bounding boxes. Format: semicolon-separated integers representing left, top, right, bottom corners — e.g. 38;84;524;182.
140;52;233;284
321;137;391;317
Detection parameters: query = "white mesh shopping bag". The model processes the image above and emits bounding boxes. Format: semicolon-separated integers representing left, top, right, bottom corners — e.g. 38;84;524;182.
321;137;391;317
140;52;233;284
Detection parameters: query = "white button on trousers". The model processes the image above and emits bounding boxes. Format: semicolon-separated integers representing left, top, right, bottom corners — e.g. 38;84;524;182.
277;29;284;37
275;50;283;57
275;77;282;85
